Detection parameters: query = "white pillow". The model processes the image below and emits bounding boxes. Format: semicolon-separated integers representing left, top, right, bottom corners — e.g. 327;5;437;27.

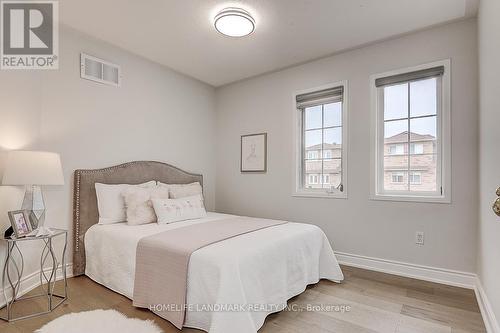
158;182;203;199
152;194;207;224
95;181;156;225
122;185;170;225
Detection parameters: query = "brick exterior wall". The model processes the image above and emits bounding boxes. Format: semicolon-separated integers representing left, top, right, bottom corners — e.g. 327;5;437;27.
303;132;437;191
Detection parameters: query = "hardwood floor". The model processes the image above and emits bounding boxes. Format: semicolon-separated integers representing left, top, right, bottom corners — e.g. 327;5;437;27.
0;265;486;333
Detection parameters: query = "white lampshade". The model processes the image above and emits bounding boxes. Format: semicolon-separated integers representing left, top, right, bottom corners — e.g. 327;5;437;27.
2;151;64;186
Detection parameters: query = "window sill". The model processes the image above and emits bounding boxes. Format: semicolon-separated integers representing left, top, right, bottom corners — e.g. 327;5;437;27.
370;193;450;204
293;190;347;199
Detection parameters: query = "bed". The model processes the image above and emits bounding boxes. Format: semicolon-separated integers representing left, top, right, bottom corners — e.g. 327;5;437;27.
73;161;344;333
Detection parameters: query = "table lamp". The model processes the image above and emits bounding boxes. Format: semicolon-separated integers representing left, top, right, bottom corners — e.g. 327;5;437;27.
2;151;64;237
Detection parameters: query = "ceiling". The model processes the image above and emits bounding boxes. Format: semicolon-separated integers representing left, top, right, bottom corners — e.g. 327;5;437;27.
60;0;478;87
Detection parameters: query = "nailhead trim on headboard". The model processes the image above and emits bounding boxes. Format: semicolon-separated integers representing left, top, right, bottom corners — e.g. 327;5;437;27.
74;170;81;251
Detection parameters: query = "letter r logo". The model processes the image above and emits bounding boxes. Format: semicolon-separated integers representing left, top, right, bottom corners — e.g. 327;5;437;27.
2;2;53;55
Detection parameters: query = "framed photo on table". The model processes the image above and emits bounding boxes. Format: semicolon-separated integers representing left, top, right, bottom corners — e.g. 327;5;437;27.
8;210;33;238
241;133;267;173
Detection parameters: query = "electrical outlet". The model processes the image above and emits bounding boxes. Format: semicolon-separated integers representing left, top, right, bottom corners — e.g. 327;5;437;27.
415;231;424;245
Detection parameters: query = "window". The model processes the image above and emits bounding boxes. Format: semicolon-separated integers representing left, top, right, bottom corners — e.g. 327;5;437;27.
389;144;404;155
371;61;451;202
409;172;421;185
410;143;424;155
294;82;347;197
307;151;319;159
309;174;319;185
391;172;405;183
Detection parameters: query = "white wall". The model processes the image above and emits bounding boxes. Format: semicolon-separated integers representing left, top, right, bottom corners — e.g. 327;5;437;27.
215;19;478;273
0;71;45;286
0;26;216;285
477;0;500;324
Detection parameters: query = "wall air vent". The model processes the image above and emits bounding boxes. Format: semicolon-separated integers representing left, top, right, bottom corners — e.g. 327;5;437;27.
80;53;121;87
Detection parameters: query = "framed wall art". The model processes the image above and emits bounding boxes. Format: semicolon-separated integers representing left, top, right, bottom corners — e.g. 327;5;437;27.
241;133;267;173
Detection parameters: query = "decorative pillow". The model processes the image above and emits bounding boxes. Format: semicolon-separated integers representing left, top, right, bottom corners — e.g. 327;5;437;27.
152;194;207;224
95;181;156;225
122;186;170;225
158;182;203;199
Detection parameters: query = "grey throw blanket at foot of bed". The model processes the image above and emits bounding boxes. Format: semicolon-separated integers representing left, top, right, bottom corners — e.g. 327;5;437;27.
132;217;287;329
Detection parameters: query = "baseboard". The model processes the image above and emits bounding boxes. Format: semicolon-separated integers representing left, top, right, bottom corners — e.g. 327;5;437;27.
336;251;476;289
0;263;73;308
474;278;500;333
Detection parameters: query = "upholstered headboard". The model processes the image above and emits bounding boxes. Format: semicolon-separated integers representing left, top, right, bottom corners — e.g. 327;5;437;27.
72;161;203;276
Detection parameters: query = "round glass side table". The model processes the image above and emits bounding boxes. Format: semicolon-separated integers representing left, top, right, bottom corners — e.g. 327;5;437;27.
0;228;68;322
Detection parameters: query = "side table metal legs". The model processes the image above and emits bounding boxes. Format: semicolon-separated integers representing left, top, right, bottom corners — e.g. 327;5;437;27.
0;231;68;322
41;237;57;311
2;242;24;321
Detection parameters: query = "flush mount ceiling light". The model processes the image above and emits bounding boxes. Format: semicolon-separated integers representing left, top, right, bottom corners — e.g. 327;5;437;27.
214;8;255;37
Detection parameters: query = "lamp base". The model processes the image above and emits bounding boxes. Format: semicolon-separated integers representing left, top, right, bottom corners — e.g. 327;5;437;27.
27;226;54;237
22;185;51;237
21;185;46;230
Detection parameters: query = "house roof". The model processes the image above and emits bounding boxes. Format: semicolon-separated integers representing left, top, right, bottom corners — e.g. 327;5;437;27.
305;131;434;150
385;131;435;144
306;143;342;150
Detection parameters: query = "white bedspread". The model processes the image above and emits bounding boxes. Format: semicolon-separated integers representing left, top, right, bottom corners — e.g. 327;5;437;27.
85;212;344;333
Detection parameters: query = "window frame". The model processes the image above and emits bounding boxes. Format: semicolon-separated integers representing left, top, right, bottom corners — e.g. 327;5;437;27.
293;81;348;199
370;60;451;203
